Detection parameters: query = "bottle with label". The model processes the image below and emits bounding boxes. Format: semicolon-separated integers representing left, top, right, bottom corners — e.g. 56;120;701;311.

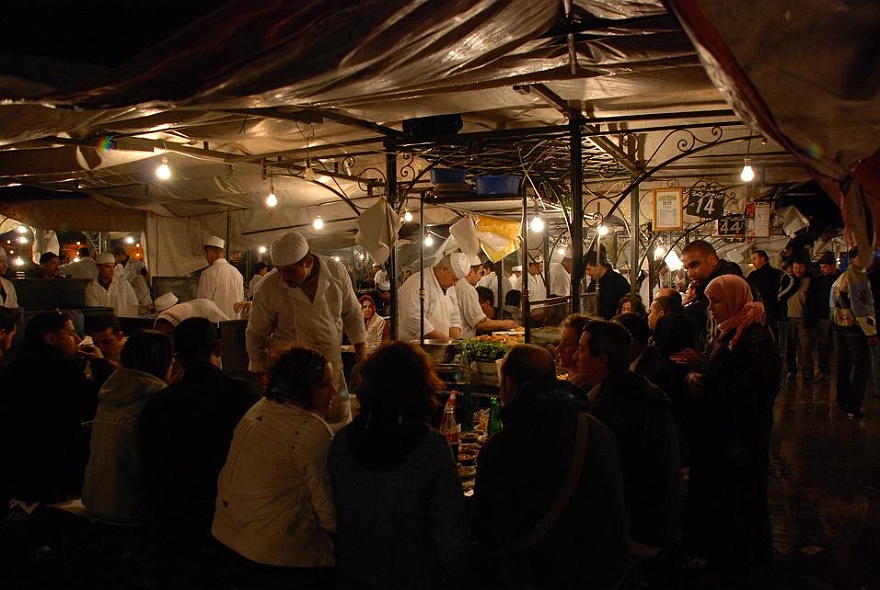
488;396;503;437
440;392;460;460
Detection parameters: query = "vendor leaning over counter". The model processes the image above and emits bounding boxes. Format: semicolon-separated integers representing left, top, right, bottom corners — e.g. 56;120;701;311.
246;231;366;431
454;253;517;338
398;253;463;342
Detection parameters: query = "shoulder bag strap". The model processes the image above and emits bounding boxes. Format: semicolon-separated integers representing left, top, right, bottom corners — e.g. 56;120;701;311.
503;412;589;554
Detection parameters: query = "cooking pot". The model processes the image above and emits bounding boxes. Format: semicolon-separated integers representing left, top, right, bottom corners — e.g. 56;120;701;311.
412;339;461;364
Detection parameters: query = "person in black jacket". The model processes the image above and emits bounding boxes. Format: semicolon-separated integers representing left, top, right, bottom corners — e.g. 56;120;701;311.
473;344;631;590
1;311;100;503
681;240;744;352
747;249;784;339
579;321;682;557
140;317;255;548
585;249;632;320
682;274;780;570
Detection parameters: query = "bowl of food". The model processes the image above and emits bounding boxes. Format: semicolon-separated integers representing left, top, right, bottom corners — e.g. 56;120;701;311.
412;339;461;364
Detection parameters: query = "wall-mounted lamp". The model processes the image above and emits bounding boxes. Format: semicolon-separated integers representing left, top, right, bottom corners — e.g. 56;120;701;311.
313;216;324;230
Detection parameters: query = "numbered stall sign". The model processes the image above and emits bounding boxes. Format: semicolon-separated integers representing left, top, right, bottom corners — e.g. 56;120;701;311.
686;188;725;218
717;215;746;237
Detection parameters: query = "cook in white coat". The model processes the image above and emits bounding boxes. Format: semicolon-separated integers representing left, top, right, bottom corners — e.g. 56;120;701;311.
455;254;517;339
84;252;139;317
0;249;18;308
246;231;367;429
398;254;463;342
197;236;244;320
508;265;523;291
548;256;573;297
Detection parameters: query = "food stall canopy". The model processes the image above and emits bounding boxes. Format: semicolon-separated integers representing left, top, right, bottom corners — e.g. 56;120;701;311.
0;0;875;275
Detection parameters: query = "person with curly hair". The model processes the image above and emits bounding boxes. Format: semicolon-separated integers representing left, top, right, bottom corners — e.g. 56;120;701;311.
329;341;468;590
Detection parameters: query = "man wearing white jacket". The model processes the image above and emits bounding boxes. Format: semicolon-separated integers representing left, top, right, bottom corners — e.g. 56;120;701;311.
197;236;244;320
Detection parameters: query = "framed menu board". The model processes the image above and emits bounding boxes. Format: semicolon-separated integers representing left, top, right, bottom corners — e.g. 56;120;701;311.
653;188;683;231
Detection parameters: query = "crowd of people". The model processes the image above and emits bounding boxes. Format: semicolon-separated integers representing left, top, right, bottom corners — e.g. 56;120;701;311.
1;232;877;589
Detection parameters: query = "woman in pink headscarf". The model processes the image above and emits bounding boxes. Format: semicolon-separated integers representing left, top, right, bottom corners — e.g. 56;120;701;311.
681;274;781;571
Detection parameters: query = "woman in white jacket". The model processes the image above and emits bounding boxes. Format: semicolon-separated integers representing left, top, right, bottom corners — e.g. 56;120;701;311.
213;346;337;586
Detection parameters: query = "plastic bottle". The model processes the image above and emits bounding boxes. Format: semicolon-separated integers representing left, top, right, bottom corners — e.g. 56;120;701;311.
488;396;503;437
440;392;460;460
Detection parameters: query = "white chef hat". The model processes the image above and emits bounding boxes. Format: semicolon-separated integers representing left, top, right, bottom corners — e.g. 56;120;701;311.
271;231;309;266
154;292;179;312
450;252;471;279
96;252;116;265
204;235;226;249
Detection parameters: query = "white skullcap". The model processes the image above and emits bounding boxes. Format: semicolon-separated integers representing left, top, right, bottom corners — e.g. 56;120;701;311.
271;232;309;266
154;292;179;312
450;252;471;280
511;265;523;272
377;280;391;291
468;254;482;267
204;235;226;249
96;252;116;265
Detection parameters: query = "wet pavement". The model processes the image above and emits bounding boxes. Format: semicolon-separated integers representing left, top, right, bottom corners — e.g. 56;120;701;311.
764;372;880;590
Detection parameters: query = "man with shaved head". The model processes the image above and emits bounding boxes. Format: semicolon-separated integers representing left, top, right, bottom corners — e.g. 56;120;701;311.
472;343;631;589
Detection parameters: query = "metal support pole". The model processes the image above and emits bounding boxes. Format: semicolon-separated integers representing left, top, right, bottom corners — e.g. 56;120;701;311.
630;182;640;294
385;147;399;339
522;193;530;343
570;118;584;312
419;193;426;344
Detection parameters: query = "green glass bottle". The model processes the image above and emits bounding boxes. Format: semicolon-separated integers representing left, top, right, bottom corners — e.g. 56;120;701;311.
488;396;503;437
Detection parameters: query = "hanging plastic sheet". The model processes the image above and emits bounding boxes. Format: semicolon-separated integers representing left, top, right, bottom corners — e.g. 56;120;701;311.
474;215;521;262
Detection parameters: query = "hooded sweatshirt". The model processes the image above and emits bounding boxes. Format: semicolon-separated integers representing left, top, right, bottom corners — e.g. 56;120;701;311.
82;367;166;523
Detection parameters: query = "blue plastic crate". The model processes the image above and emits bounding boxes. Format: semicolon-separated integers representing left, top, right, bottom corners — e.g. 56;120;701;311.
430;168;467;185
476;174;522;196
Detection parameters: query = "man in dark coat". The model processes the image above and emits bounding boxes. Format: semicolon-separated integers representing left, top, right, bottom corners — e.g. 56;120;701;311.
472;345;631;590
585;249;631;320
681;240;744;350
140;317;255;547
747;249;785;339
579;320;682;556
1;312;100;503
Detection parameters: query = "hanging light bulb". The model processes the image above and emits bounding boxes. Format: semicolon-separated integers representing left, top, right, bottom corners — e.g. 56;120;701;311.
266;176;277;207
333;255;341;262
424;235;435;247
740;157;755;182
313;216;324;230
558;245;566;257
597;225;610;236
156;157;171;180
15;225;28;234
258;246;267;254
530;216;545;233
125;236;135;244
404;210;413;223
654;245;666;259
13;257;24;267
